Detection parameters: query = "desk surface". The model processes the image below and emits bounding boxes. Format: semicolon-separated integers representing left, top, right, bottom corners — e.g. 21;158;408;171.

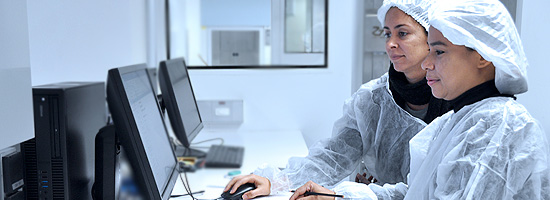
170;129;309;199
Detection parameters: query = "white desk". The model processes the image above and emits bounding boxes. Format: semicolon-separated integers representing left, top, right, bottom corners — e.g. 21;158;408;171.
170;129;309;199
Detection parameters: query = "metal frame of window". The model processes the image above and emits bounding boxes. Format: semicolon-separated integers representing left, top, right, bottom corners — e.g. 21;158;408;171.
164;0;328;69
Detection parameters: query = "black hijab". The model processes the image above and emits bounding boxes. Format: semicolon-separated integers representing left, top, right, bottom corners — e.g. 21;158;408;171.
388;64;451;123
449;80;515;112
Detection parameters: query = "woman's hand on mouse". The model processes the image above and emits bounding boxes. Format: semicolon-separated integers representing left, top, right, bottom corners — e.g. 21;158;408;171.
224;174;270;200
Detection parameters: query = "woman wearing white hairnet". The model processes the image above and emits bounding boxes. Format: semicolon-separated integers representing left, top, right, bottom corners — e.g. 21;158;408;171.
224;0;451;199
289;0;550;199
407;0;549;198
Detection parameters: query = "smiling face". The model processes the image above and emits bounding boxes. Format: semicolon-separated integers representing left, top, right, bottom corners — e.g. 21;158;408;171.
384;7;429;83
421;27;495;100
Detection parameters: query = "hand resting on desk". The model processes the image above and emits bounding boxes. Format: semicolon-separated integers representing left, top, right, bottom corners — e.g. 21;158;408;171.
290;181;336;200
224;174;271;200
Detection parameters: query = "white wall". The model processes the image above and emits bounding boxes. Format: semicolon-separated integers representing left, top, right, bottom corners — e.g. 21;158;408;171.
17;0;550;149
28;1;149;85
25;0;359;147
518;0;550;133
188;0;358;147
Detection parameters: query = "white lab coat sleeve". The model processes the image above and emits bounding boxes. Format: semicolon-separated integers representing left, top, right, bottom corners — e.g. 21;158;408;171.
253;75;426;197
331;181;378;200
282;90;366;186
368;182;407;200
433;117;549;199
330;181;408;200
406;98;550;199
274;124;364;192
253;89;366;194
253;164;291;195
252;134;363;195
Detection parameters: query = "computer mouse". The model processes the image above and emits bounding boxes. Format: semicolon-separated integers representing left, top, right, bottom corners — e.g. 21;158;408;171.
220;183;256;200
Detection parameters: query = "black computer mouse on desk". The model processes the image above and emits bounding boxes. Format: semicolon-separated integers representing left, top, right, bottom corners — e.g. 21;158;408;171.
221;183;256;200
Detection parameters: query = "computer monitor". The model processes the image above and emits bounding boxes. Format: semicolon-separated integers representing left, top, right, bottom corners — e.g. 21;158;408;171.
106;64;178;200
158;58;204;154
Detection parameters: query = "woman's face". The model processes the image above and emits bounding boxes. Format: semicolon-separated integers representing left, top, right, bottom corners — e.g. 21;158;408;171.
422;27;490;100
384;7;429;82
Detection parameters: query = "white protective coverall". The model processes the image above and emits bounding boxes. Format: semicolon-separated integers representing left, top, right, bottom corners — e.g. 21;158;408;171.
255;74;424;196
253;0;436;196
330;0;550;199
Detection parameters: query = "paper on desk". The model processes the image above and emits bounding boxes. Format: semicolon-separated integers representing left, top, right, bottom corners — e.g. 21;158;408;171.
258;192;294;200
169;187;222;200
203;187;225;199
171;186;293;200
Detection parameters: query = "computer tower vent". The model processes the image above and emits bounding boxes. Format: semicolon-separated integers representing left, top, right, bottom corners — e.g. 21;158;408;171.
22;139;38;200
51;158;65;199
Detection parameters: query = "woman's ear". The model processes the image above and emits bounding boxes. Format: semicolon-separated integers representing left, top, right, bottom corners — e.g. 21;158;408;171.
475;51;496;80
477;52;493;69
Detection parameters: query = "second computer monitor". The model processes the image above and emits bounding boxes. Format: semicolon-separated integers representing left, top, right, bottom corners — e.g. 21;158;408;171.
158;58;203;148
106;64;178;200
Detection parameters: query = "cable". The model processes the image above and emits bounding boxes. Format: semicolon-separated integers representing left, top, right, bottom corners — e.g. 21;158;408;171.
170;190;204;198
188;146;210;150
191;138;224;146
180;147;197;200
187;138;225;151
176;148;217;200
179;171;218;200
172;137;224;151
173;138;227;199
177;170;217;200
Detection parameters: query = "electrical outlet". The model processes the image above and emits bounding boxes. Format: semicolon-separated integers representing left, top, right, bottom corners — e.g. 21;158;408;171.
197;100;243;127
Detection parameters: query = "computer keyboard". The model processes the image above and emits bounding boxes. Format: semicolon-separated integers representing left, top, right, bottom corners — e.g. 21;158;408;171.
204;145;244;168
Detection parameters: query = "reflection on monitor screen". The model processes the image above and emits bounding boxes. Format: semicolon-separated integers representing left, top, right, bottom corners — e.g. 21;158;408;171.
106;64;178;200
159;58;203;152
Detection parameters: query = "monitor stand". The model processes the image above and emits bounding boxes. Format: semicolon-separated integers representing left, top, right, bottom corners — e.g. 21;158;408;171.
174;145;207;158
92;125;120;200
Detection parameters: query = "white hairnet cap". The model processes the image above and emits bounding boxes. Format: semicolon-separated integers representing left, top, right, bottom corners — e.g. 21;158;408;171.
377;0;433;30
428;0;528;95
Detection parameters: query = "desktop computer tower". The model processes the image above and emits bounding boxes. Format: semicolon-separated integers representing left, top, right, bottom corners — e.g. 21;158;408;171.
22;82;107;200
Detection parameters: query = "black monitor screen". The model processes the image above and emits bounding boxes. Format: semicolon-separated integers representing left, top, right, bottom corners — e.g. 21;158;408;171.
107;64;178;200
159;58;203;148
